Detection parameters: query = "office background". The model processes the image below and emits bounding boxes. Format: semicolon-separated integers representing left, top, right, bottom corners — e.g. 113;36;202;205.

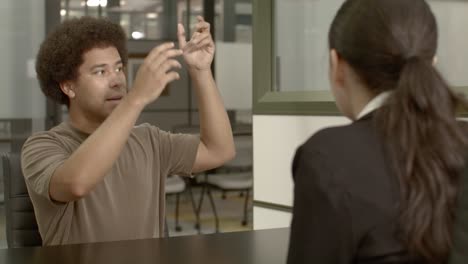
0;0;253;248
1;0;468;249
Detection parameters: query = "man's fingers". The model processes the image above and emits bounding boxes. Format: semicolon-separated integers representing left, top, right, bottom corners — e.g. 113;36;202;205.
149;49;183;70
154;71;180;97
196;38;213;49
195;21;210;33
163;72;181;84
151;49;183;63
184;32;209;51
146;42;176;63
159;59;182;74
182;39;195;53
177;23;187;49
192;33;211;45
183;34;213;54
183;41;198;54
190;31;201;41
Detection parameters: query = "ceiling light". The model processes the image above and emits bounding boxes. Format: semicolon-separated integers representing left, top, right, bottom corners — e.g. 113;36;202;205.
86;0;108;7
146;13;158;19
131;31;145;39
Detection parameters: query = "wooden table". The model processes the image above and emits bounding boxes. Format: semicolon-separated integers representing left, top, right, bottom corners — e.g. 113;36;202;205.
0;228;290;264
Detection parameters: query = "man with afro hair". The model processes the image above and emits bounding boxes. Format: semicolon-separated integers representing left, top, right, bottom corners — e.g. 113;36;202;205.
21;16;235;246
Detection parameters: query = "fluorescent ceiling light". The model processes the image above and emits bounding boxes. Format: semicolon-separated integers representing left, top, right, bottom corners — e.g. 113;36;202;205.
146;13;158;19
131;31;145;39
87;0;108;7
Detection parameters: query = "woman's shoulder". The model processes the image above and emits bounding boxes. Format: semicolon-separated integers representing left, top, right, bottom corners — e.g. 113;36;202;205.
301;117;377;154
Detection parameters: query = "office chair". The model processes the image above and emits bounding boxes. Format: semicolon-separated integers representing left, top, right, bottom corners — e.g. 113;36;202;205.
1;152;42;247
165;175;198;233
448;162;468;264
205;172;252;230
195;135;253;232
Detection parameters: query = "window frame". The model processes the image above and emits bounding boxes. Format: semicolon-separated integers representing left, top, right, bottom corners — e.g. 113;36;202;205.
252;0;468;116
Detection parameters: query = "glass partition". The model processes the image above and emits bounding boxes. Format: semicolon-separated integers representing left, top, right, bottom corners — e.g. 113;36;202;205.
253;0;468;115
0;0;47;249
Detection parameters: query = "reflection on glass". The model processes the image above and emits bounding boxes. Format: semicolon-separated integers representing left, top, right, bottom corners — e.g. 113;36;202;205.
60;0;173;40
214;0;252;114
177;0;203;35
274;0;468;93
60;0;252;43
215;0;252;43
429;0;468;87
0;0;47;248
274;0;344;92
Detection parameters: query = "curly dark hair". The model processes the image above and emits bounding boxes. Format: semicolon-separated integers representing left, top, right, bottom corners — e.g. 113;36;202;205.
36;16;128;106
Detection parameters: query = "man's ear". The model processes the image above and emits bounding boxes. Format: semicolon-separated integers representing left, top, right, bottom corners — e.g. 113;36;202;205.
59;82;75;99
329;49;345;90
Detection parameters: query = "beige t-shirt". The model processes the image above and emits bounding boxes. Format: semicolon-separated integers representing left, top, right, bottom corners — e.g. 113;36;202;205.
21;122;199;246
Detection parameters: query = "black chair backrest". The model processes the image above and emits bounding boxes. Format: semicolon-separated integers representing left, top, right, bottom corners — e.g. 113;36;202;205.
1;152;42;247
449;164;468;263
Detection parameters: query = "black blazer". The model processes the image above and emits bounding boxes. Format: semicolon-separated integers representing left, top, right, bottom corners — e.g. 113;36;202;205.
287;113;426;264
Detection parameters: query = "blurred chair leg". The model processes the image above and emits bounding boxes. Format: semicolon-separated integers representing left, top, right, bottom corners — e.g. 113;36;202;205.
186;182;201;234
195;184;206;230
207;186;220;233
242;188;251;226
222;190;227;200
165;217;170;238
175;193;182;232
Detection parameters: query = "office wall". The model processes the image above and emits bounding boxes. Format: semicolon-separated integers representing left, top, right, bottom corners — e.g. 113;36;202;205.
253;115;349;228
0;0;45;157
215;42;252;111
430;1;468;86
0;1;45;245
0;0;45;124
275;0;343;92
254;207;292;230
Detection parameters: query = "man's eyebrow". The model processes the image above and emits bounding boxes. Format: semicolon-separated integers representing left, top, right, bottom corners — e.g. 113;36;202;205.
89;60;123;70
90;64;107;71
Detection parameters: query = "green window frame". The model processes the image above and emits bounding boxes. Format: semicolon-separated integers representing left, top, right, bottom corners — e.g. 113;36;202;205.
252;0;468;116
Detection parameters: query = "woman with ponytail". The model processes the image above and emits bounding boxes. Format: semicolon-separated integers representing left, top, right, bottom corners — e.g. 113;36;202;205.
287;0;468;263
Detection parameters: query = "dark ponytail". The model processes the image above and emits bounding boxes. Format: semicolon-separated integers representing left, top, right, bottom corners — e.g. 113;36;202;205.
329;0;468;263
377;56;467;263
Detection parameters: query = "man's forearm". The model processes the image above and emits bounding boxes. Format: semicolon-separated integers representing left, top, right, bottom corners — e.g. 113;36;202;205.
51;96;144;202
190;69;235;163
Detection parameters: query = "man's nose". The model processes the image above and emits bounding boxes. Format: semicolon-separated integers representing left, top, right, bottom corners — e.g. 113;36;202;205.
109;72;125;89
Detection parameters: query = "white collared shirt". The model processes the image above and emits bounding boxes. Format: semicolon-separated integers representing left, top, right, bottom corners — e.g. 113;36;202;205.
356;91;392;119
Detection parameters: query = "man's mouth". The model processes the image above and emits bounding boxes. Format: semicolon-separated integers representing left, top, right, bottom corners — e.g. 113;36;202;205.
106;95;123;101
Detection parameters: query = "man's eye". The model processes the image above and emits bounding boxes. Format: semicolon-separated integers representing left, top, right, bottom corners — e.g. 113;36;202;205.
94;70;105;75
116;67;123;72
